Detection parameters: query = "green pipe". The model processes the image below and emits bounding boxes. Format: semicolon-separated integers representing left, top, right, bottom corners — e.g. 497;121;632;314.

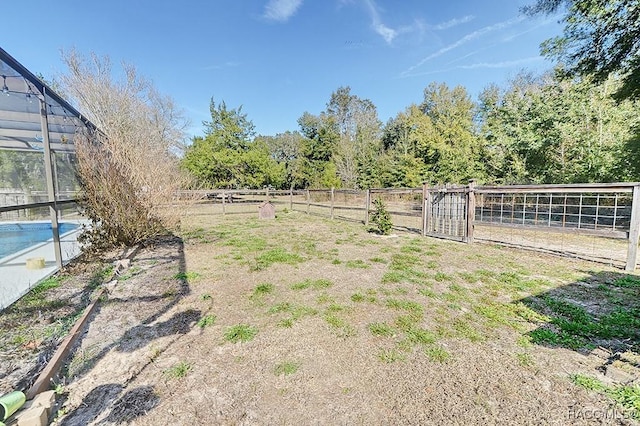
0;391;26;420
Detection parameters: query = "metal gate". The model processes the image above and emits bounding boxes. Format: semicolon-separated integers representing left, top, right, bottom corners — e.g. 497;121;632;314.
422;185;471;242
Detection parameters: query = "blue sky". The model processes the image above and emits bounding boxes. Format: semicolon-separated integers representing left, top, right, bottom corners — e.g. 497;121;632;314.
3;0;562;138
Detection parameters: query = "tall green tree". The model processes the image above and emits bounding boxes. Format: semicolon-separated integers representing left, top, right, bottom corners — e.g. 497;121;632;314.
377;152;427;188
523;0;640;100
295;111;341;188
325;86;382;188
382;83;486;185
294;88;383;188
418;83;485;183
257;131;306;189
202;98;256;150
477;74;545;183
297;112;338;162
182;99;285;188
479;70;640;183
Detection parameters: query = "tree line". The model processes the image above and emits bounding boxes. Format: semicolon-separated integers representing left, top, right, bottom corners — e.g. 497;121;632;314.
182;70;640;189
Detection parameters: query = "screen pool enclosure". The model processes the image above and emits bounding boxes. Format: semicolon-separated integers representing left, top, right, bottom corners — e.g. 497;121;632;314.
0;47;99;310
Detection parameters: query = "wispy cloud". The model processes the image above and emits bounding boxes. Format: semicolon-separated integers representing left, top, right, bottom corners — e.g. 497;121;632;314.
363;0;397;44
444;48;489;66
401;16;525;76
457;56;542;69
432;15;475;30
402;56;542;78
346;0;426;45
200;61;240;71
263;0;304;22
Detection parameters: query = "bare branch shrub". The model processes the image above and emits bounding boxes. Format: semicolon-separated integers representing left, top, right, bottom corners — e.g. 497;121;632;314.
59;49;192;249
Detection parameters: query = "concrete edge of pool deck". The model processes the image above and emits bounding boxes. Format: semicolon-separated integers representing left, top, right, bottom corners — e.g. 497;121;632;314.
0;223;85;311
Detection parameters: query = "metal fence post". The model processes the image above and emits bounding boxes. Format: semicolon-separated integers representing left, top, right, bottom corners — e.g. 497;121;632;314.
330;187;335;219
289;188;293;211
421;182;428;237
625;184;640;271
306;189;310;214
466;179;477;244
364;189;371;225
222;190;226;216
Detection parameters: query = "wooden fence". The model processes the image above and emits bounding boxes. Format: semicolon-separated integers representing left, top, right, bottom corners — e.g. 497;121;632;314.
180;188;423;231
181;182;640;271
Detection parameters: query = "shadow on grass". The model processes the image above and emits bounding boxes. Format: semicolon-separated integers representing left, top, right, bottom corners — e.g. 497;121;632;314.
58;234;194;424
61;383;159;425
519;270;640;354
116;309;201;353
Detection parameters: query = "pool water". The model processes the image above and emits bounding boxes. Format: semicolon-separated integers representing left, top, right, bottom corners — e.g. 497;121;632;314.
0;222;79;258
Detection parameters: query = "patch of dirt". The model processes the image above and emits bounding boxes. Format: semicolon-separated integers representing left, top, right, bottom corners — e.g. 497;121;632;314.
3;212;639;425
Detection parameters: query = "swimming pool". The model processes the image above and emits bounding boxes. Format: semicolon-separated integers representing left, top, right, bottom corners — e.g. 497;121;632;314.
0;222;80;258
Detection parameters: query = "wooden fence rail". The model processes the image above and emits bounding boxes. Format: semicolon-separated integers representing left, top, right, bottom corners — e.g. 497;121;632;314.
181;182;640;271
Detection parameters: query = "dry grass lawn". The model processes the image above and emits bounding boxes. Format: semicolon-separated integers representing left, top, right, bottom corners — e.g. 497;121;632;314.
2;210;640;425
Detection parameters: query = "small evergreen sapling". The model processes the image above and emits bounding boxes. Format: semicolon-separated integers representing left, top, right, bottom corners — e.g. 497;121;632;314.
371;198;392;235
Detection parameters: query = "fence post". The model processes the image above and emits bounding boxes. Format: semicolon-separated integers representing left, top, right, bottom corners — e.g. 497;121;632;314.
289;187;293;211
330;187;335;220
421;182;428;237
466;179;477;244
306;189;310;214
625;184;640;271
364;189;371;225
222;190;226;216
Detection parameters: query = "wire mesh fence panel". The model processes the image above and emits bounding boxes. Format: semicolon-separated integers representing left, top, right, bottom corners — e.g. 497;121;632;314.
475;191;632;235
474;224;628;268
180;188;424;231
473;185;636;267
180;190;309;216
309;189;332;203
191;190;276;216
